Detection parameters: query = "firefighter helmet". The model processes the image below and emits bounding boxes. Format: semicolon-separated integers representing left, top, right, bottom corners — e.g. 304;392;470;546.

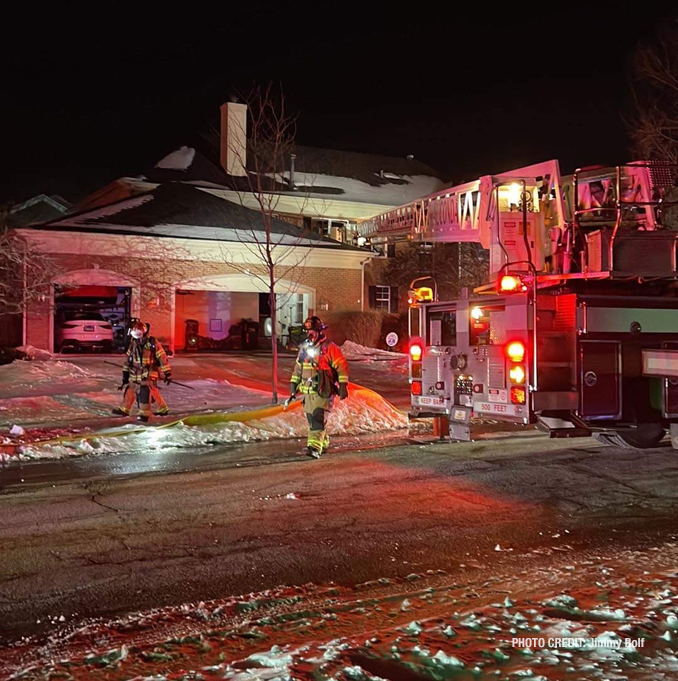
303;316;328;332
130;319;150;337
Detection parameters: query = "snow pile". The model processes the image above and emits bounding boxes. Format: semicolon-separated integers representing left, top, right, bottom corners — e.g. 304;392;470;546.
155;145;196;171
0;359;98;396
340;341;405;361
16;345;54;361
18;387;407;460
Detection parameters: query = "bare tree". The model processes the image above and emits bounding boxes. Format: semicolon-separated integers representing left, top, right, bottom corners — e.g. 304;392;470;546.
220;84;322;403
0;207;58;316
385;242;488;300
627;16;678;163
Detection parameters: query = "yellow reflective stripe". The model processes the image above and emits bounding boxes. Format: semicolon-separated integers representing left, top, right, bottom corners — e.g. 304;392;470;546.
307;433;326;448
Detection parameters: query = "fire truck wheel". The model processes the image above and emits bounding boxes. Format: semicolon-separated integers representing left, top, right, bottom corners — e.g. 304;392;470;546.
597;424;666;450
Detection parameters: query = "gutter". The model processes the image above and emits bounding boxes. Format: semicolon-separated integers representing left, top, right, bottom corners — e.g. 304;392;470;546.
360;257;372;312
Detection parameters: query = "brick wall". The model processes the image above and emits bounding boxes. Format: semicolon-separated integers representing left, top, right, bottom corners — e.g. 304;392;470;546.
26;253;363;351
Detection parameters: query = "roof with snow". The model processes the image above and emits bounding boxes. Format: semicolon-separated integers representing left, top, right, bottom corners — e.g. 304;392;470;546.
33;183;365;250
142;132;446;206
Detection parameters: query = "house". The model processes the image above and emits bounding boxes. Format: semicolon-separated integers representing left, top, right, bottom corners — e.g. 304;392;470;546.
9;194;71;227
16;102;445;353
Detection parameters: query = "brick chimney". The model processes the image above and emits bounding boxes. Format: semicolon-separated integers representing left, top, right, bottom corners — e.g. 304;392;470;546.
220;101;247;177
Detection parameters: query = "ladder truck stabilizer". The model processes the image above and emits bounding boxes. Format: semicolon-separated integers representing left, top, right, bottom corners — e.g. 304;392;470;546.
359;160;678;449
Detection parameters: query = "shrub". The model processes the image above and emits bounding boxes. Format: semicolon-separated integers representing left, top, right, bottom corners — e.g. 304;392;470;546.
327;311;386;347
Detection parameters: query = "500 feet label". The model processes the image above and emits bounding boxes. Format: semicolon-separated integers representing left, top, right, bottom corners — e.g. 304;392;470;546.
473;401;524;417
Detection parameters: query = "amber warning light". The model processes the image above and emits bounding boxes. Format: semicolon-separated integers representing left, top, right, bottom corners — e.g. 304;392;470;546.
499;274;528;293
408;287;434;305
410;343;423;362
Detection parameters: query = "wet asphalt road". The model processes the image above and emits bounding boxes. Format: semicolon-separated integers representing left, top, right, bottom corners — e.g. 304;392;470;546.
2;432;678;644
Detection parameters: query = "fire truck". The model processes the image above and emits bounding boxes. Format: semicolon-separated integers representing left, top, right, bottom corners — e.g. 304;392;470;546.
359;160;678;449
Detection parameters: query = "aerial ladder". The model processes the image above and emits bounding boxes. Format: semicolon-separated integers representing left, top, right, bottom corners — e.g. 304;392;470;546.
359;160;678;449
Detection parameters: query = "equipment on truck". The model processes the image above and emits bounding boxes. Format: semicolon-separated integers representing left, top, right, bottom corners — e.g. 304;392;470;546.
359;160;678;449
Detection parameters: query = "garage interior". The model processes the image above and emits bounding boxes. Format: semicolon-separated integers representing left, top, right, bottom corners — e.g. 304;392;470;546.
175;290;310;352
54;285;131;353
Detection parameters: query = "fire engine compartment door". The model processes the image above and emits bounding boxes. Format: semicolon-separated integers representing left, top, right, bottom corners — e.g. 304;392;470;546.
642;345;678;418
579;340;621;419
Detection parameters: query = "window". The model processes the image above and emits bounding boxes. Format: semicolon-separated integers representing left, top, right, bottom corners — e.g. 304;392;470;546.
369;285;398;313
426;308;456;346
375;286;390;311
65;311;106;322
469;304;505;345
293;294;304;324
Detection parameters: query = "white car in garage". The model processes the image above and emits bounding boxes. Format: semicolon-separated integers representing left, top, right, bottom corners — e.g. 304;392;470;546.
56;312;114;352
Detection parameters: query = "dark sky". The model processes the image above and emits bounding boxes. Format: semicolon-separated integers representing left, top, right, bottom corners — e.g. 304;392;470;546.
2;4;675;204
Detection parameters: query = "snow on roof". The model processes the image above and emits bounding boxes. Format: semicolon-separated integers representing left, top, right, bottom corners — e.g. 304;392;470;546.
36;183;364;250
273;171;444;206
141;130;447;206
154;146;196;171
63;193;154;222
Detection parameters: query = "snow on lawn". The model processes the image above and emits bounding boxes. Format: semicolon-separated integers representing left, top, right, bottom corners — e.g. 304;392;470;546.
340;341;405;361
0;357;98;395
18;387;407;460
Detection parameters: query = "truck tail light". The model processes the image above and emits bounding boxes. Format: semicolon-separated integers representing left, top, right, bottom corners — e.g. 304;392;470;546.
506;341;526;363
411;380;422;396
510;386;526;405
509;365;526;384
410;343;423;362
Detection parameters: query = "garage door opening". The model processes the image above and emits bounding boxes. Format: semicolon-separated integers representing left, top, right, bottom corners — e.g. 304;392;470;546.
175;290;262;351
54;285;131;353
175;289;311;352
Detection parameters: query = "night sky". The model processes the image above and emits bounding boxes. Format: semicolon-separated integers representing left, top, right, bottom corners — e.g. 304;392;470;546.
2;5;675;205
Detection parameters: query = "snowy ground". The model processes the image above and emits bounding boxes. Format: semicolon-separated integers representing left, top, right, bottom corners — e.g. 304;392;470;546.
16;386;408;461
5;536;678;680
0;347;411;461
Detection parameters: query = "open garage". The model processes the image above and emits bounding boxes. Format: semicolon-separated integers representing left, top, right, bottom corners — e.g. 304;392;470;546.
54;285;132;353
174;275;314;353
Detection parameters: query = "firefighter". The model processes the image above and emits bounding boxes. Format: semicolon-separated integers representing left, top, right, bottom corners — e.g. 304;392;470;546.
112;320;172;422
285;316;349;458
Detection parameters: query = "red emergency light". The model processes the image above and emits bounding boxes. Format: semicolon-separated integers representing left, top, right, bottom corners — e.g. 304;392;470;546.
409;342;423;362
411;380;423;395
506;341;526;363
499;274;528;293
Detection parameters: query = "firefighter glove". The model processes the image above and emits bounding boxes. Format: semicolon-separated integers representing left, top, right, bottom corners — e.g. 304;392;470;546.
163;371;172;386
339;383;349;400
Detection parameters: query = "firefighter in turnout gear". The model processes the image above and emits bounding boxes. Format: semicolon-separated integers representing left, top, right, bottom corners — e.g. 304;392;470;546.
112;320;172;422
285;316;349;458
